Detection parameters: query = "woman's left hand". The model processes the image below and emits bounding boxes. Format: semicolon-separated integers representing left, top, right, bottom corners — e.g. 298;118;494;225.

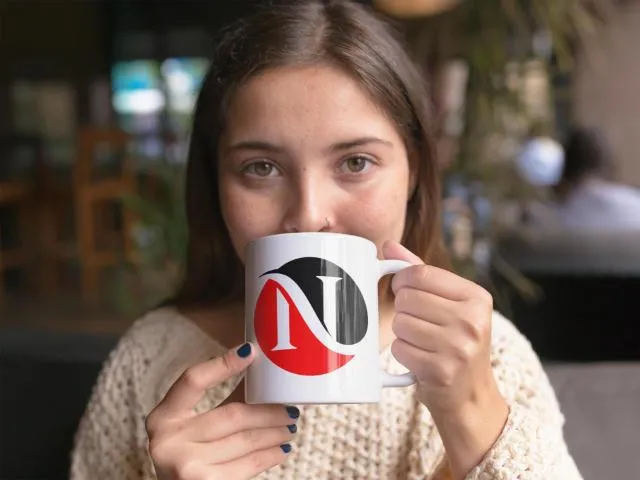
383;240;506;421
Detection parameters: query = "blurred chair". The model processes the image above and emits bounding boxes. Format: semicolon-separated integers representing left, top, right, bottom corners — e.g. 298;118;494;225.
0;183;32;306
493;229;640;361
72;127;137;302
1;129;138;305
0;328;119;478
41;128;137;303
0;135;45;305
35;156;74;297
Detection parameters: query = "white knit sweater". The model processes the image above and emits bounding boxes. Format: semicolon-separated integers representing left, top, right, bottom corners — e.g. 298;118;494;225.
70;307;582;479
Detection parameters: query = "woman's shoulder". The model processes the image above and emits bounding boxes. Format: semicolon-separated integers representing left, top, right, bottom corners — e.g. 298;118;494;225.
119;305;229;368
490;310;531;346
103;307;231;409
489;310;559;403
122;307;213;348
118;306;226;358
489;310;540;366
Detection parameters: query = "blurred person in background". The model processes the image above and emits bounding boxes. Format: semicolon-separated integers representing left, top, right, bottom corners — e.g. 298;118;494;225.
551;127;640;230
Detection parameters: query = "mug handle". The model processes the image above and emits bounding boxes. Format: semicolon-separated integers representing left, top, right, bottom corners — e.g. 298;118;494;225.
378;259;417;388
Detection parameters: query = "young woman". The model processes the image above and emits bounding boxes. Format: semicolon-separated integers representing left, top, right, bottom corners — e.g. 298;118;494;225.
71;1;581;479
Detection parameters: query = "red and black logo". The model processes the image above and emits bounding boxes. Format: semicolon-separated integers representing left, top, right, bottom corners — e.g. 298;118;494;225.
254;257;368;376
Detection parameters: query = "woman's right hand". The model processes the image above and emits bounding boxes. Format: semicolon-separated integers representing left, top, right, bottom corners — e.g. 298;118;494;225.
146;343;299;480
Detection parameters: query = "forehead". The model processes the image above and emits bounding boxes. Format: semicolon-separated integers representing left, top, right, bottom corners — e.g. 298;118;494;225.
223;65;402;142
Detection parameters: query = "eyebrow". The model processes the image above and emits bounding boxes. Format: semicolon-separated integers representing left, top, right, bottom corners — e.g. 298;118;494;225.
226;141;283;154
328;137;394;153
226;137;394;155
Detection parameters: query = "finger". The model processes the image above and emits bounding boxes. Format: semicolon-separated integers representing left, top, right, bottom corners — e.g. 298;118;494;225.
394;288;456;326
391;264;477;301
391;339;461;389
185;403;300;443
391;338;436;379
392;312;443;352
204;425;296;464
382;240;424;266
383;240;483;302
154;343;256;421
213;444;292;480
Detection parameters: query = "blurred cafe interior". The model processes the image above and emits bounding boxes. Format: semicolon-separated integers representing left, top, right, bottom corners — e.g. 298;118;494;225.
1;0;639;479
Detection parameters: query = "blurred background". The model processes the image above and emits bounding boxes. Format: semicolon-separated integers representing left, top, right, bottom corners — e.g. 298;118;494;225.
0;0;638;479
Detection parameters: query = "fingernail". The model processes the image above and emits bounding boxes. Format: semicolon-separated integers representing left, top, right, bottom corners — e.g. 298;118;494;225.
287;424;297;434
280;443;293;454
286;406;300;419
236;343;252;358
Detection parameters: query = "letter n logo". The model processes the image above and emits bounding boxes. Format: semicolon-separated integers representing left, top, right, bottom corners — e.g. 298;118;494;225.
254;257;368;376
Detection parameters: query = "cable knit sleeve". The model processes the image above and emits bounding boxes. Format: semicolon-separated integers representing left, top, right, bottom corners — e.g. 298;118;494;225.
70;331;156;480
449;312;583;480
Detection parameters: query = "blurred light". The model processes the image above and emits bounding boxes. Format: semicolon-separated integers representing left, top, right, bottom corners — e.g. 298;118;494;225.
113;90;165;115
111;60;164;115
374;0;461;18
516;137;565;186
161;57;209;113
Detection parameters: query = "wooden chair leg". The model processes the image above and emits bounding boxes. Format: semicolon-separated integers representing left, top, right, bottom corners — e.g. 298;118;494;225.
81;265;99;304
76;193;98;303
0;229;4;308
123;203;137;264
18;202;35;293
39;201;59;296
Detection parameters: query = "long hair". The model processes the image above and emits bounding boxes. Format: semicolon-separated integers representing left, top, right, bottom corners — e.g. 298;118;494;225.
170;0;448;309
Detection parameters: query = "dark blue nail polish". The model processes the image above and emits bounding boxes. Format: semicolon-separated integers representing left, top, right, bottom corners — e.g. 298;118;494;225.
286;406;300;419
236;343;252;358
287;424;297;434
280;443;292;454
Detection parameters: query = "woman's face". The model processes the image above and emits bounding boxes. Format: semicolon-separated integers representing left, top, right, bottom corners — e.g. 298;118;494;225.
218;65;412;263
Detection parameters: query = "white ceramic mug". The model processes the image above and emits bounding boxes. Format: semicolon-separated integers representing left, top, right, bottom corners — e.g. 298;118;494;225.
244;232;416;405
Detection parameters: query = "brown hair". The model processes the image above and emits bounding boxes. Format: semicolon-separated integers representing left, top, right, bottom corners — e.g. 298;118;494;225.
170;0;448;309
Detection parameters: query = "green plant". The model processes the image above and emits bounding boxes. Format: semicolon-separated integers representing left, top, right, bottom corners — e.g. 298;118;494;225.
126;162;188;269
404;0;606;175
108;160;188;314
394;0;606;304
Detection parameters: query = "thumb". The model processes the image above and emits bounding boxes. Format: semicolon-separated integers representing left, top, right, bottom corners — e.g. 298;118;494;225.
382;240;424;266
155;342;257;418
216;342;257;381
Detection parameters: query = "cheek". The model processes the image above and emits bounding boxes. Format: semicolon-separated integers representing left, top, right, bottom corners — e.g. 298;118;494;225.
347;181;408;241
220;182;278;261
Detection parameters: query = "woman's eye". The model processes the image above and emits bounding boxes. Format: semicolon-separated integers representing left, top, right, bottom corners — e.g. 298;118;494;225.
244;161;278;177
341;156;373;173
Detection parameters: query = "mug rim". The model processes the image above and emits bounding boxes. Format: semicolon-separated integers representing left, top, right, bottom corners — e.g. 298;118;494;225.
246;232;376;252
